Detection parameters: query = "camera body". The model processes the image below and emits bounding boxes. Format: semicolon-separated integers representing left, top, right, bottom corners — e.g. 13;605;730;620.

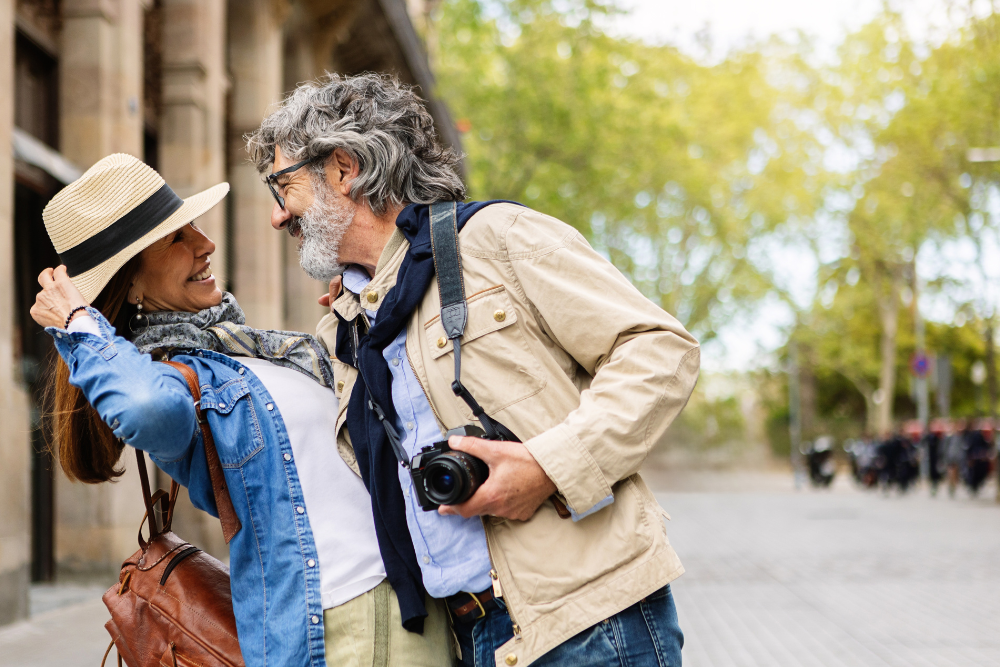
411;425;491;511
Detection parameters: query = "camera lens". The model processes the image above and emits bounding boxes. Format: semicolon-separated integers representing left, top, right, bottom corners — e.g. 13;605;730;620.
431;470;457;495
422;452;489;506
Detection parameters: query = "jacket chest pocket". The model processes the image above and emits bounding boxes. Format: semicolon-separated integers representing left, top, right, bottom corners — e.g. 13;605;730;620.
198;379;264;467
423;286;545;419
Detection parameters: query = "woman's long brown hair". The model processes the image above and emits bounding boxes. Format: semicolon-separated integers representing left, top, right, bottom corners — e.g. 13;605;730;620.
45;256;143;483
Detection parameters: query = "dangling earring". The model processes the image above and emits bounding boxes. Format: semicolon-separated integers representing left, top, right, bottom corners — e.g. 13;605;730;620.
129;296;148;335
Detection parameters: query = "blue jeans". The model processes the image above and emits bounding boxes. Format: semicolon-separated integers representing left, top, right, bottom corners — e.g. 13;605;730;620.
454;584;683;667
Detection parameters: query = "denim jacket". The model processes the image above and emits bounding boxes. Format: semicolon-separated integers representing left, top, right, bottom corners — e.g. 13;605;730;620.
48;308;328;667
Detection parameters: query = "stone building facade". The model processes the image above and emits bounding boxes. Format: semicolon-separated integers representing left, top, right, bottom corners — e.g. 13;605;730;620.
0;0;457;625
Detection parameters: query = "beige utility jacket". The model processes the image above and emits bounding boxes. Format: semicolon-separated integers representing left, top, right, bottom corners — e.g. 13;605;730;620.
316;203;700;667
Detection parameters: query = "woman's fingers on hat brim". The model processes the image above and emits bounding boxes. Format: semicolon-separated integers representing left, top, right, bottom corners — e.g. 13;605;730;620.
37;268;55;287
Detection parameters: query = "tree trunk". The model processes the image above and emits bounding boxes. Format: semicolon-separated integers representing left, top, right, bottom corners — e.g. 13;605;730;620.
986;318;997;419
799;356;818;440
876;286;900;436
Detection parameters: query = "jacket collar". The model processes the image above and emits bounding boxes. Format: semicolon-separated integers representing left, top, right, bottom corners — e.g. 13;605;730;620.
333;229;410;323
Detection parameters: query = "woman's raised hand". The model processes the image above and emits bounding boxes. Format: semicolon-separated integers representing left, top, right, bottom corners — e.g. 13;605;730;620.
317;276;343;313
31;265;90;329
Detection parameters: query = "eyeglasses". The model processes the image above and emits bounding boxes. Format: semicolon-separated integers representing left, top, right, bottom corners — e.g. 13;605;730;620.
265;158;314;209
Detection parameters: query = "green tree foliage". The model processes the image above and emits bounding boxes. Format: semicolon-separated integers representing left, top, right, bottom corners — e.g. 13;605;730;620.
430;0;1000;448
802;8;1000;435
431;0;827;341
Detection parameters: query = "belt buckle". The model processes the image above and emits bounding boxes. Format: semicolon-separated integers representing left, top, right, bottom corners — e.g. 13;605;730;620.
468;592;487;620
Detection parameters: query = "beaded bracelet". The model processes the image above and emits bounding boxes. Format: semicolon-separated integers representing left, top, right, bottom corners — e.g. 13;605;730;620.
65;306;89;330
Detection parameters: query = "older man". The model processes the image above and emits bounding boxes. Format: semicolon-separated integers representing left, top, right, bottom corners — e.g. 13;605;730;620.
248;73;699;667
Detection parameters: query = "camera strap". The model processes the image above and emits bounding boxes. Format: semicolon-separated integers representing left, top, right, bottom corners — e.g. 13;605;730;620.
429;202;518;443
352;202;519;473
352;317;411;469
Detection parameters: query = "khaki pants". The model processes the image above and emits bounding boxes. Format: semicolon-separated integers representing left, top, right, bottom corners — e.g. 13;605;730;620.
323;580;454;667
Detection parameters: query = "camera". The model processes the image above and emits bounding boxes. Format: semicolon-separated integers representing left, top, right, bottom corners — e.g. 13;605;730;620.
411;425;491;511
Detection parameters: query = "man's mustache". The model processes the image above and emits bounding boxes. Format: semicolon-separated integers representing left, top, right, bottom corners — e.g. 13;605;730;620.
287;217;302;237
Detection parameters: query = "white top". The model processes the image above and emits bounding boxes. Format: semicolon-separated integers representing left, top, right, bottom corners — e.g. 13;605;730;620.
68;315;386;609
236;357;386;609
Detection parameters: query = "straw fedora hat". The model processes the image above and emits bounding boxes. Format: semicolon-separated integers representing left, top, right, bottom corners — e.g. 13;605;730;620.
42;153;229;302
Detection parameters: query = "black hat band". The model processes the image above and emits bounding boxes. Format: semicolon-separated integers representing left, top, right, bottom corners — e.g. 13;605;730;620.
60;183;185;277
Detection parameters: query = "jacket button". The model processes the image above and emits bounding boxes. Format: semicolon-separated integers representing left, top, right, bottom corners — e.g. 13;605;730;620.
336;380;345;392
283;453;291;462
436;337;447;348
366;291;378;303
307;559;316;567
505;654;517;665
311;615;320;624
296;506;305;514
494;309;506;322
266;403;274;411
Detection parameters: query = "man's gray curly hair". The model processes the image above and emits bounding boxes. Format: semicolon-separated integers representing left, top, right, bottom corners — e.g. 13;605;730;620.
246;72;465;216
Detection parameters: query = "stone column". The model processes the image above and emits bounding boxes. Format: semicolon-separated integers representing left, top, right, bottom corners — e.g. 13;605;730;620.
279;2;348;334
60;0;145;162
159;0;228;282
152;0;229;559
226;0;286;330
55;0;149;577
0;0;31;626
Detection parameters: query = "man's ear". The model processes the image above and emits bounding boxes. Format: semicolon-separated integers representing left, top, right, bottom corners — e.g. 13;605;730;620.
329;148;359;197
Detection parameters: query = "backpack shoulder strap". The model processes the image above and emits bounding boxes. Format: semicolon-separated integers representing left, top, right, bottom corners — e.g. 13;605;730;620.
162;360;242;543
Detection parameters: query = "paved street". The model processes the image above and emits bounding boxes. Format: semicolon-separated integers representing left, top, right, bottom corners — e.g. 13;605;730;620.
651;469;1000;667
3;469;1000;666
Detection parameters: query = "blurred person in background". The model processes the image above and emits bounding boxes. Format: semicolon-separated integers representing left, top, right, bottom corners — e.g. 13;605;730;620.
946;419;967;498
923;421;946;496
962;420;992;496
30;154;451;667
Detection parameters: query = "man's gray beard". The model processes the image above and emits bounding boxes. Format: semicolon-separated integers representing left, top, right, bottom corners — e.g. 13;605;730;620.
291;186;354;282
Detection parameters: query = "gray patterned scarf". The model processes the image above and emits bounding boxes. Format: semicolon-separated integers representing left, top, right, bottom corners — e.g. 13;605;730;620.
133;292;334;387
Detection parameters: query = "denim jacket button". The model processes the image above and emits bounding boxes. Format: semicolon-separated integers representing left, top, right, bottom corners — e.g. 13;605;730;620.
296;506;305;514
311;615;319;624
307;559;316;567
284;453;292;461
266;403;274;411
238;367;245;375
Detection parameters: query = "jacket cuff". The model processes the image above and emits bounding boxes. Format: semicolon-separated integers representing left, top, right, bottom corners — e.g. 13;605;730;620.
523;423;613;515
45;307;118;359
568;493;615;522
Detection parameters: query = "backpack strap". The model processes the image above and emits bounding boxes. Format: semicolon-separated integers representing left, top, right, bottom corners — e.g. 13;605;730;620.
429;202;518;443
161;360;242;543
134;448;176;550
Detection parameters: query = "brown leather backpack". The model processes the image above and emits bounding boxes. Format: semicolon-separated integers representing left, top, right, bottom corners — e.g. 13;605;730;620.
101;361;245;667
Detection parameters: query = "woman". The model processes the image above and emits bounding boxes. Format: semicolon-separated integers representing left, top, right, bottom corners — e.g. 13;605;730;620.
31;154;451;667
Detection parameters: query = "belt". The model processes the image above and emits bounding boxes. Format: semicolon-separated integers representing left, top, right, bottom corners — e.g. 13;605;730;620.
445;588;501;625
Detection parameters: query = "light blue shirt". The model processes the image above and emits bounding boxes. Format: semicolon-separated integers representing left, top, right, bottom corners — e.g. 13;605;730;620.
344;267;493;598
342;265;615;597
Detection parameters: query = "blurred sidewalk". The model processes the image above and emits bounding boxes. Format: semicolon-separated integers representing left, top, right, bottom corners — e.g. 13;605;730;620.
0;582;111;666
653;464;1000;667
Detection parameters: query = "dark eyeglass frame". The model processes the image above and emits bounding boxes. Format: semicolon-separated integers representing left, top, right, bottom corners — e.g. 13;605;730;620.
265;158;315;209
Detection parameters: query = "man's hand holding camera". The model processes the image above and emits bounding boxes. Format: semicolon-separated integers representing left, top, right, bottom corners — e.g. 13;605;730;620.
438;435;557;522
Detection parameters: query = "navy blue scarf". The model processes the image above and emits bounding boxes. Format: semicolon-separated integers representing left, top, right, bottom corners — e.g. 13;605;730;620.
334;201;515;632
